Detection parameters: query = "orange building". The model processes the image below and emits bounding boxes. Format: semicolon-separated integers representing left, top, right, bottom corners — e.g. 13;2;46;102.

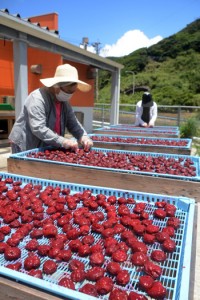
0;13;94;108
0;9;123;134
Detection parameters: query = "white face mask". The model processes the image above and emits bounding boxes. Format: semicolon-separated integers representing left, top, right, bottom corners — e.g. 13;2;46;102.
56;89;73;102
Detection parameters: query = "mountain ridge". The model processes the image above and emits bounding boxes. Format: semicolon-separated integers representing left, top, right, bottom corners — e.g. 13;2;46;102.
98;18;200;106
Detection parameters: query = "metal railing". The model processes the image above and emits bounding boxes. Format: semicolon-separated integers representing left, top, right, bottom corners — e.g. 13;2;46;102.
93;104;200;129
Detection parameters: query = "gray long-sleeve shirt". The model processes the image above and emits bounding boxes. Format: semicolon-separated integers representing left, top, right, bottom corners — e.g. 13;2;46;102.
9;87;86;151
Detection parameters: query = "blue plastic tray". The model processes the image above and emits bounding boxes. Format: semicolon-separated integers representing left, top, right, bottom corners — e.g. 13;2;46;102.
110;125;179;132
89;134;192;149
0;172;195;300
10;147;200;182
95;126;180;135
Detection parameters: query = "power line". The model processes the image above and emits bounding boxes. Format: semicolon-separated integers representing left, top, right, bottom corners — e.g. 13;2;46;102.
92;41;101;54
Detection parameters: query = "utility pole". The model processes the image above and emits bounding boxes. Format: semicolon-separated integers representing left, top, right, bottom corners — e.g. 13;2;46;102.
125;71;135;94
92;42;101;102
92;42;101;55
80;37;89;50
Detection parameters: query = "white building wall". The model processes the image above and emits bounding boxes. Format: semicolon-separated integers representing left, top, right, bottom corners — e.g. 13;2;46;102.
72;106;93;134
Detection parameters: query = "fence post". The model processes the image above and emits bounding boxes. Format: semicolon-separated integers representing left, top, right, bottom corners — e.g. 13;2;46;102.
177;107;181;126
102;104;105;127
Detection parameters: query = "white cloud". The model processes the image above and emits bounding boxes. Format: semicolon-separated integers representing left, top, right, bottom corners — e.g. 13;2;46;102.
91;29;163;57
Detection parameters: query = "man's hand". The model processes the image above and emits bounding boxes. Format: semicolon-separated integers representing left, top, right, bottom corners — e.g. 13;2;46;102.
62;139;78;152
79;135;93;151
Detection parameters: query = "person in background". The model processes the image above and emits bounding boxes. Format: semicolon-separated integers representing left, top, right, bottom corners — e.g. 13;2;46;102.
9;64;93;153
134;92;157;127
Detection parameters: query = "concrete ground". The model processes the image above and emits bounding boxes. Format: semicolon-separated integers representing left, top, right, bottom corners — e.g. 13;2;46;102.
0;146;11;172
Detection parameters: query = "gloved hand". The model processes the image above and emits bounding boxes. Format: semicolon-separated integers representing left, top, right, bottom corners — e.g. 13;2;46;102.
148;121;155;128
79;135;93;151
62;139;78;152
141;122;148;128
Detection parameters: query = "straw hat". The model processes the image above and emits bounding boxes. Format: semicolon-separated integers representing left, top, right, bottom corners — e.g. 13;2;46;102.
40;64;91;92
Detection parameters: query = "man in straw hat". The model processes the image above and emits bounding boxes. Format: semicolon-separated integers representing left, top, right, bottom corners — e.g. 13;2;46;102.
9;64;93;153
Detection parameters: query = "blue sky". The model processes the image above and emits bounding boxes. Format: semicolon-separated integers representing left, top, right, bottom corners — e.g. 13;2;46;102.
1;0;199;57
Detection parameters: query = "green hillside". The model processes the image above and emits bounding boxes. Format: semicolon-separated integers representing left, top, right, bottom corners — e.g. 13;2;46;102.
98;18;200;106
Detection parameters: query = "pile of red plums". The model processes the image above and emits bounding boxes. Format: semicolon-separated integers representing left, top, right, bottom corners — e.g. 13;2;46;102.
102;127;177;134
91;136;188;147
27;149;196;177
0;176;182;299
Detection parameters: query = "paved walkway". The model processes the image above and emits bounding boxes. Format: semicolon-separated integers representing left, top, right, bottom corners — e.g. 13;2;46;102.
0;146;11;172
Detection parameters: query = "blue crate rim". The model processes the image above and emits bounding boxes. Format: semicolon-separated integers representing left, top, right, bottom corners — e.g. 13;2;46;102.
95;129;180;135
100;125;180;131
112;125;179;130
95;126;180;134
177;199;195;299
109;125;180;133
